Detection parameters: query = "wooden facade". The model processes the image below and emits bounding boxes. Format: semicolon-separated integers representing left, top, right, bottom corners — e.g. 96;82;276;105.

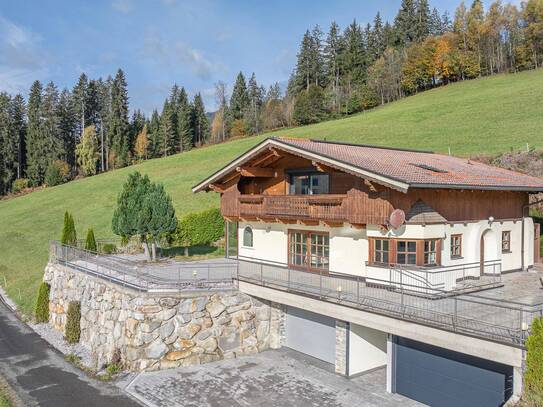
217;147;529;226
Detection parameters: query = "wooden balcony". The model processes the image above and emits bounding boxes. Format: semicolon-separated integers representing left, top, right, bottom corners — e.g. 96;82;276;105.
221;187;394;226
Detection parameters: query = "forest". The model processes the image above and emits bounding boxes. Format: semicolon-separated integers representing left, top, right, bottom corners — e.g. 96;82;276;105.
0;0;542;197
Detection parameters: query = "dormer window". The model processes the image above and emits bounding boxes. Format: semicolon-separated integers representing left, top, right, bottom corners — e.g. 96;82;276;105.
289;171;329;195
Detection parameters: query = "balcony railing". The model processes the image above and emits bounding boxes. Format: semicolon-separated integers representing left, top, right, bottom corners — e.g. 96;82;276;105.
49;241;542;347
222;189;394;225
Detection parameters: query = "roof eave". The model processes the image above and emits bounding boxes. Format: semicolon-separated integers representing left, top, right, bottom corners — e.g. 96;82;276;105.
410;183;543;193
192;137;411;194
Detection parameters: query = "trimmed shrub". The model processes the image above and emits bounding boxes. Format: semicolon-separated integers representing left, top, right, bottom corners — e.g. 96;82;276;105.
85;228;97;252
101;243;117;254
61;212;77;246
526;318;543;393
65;301;81;344
34;282;51;323
12;178;29;194
175;208;224;248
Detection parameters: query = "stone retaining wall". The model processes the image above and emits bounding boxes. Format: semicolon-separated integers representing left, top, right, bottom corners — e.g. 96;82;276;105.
44;262;284;371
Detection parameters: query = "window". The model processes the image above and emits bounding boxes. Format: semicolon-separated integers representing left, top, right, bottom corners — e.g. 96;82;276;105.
289;231;329;271
374;239;389;264
243;226;253;247
450;234;462;258
502;231;511;252
289;172;329;195
424;240;438;265
396;240;417;265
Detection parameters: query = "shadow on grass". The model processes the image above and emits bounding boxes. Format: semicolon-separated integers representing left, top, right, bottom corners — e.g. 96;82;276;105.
160;245;225;261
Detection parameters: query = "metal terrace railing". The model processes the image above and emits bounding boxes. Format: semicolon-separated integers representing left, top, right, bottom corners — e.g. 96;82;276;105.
50;241;543;346
50;241;237;292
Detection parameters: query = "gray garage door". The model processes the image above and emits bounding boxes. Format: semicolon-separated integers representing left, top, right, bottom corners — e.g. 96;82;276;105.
393;337;513;407
285;307;336;364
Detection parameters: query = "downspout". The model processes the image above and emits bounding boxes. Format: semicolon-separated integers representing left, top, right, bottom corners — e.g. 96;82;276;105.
522;199;543;271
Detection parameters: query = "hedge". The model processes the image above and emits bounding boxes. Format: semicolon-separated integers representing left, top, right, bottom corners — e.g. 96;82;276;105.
175;208;224;247
34;282;51;323
65;301;81;344
525;317;543;404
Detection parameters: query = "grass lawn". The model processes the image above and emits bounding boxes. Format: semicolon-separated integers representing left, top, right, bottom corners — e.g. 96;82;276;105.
1;69;543;314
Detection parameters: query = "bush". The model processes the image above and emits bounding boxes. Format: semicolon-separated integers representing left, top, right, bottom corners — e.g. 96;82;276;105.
525;318;543;396
11;178;29;194
175;208;224;248
45;160;71;187
65;301;81;344
101;243;117;254
34;282;51;323
85;228;97;252
61;212;77;246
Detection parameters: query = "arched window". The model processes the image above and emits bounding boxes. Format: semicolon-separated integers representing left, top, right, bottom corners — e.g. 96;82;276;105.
243;226;253;247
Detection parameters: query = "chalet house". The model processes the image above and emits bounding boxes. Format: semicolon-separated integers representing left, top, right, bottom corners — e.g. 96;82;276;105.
194;137;541;286
193;137;543;406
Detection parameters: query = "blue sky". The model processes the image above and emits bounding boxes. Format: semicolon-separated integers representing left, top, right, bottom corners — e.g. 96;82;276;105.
1;0;466;113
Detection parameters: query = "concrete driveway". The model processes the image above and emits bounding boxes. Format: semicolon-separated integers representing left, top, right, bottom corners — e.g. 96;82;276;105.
124;348;424;407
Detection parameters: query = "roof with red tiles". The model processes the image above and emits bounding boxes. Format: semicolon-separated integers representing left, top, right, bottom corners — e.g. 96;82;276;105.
276;138;543;192
192;137;543;193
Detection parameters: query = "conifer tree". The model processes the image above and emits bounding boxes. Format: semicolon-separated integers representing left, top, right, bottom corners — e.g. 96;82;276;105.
109;69;130;168
229;72;249;120
373;13;385;58
85;228;97;252
26;81;43;185
159;99;176;156
61;211;77;246
10;94;26;179
324;21;342;106
76;125;100;176
72;73;88;139
178;101;193;152
394;0;418;47
57;89;77;167
192;93;209;146
0;93;12;194
415;0;431;41
147;109;161;158
245;73;264;135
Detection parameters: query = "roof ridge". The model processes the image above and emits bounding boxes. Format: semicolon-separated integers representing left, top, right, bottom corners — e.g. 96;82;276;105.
275;136;435;154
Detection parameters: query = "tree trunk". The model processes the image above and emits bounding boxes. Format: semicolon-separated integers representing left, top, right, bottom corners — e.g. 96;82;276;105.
151;240;157;262
184;246;189;257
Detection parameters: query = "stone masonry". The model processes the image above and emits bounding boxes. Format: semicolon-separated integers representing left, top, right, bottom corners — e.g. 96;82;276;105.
335;320;348;375
44;262;284;371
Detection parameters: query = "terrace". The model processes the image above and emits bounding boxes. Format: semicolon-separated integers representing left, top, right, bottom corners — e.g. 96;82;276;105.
50;241;543;347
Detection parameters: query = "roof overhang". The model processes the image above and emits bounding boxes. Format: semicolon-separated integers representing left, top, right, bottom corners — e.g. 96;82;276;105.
191;138;411;193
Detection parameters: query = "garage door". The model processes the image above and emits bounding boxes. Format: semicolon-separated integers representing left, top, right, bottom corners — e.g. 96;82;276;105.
393;337;513;407
285;307;336;364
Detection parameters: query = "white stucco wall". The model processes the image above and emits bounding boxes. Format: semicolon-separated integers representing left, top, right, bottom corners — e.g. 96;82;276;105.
348;323;387;376
237;217;535;278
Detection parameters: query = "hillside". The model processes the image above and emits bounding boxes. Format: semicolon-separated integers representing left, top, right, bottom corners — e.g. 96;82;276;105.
1;69;543;314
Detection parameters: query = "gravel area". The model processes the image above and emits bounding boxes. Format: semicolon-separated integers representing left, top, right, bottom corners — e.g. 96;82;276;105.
27;321;95;369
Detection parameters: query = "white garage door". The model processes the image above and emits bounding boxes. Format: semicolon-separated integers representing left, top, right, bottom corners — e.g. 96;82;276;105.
285;306;336;364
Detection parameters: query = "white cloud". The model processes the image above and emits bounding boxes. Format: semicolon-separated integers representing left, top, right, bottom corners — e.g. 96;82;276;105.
142;30;225;81
111;0;133;14
0;17;48;94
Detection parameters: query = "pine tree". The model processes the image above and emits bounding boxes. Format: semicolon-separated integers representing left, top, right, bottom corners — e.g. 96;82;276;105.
373;13;385;58
340;20;367;86
159;99;176;157
245;73;264;135
430;7;444;35
394;0;418;47
41;82;63;162
0;93;13;194
9;94;26;181
96;77;111;172
147;109;161;158
72;73;88;140
57;89;77;168
192;93;209;146
324;21;342;109
26;81;43;186
229;72;249;120
129;109;146;155
109;69;130;167
178;101;193;152
415;0;431;41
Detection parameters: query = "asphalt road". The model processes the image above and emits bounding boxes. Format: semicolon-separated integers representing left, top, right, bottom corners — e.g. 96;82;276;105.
0;300;141;407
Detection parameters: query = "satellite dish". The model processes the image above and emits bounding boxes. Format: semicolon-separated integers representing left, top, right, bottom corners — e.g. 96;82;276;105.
389;209;406;230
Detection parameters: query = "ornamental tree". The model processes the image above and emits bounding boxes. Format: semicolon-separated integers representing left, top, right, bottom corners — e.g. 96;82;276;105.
112;172;176;260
